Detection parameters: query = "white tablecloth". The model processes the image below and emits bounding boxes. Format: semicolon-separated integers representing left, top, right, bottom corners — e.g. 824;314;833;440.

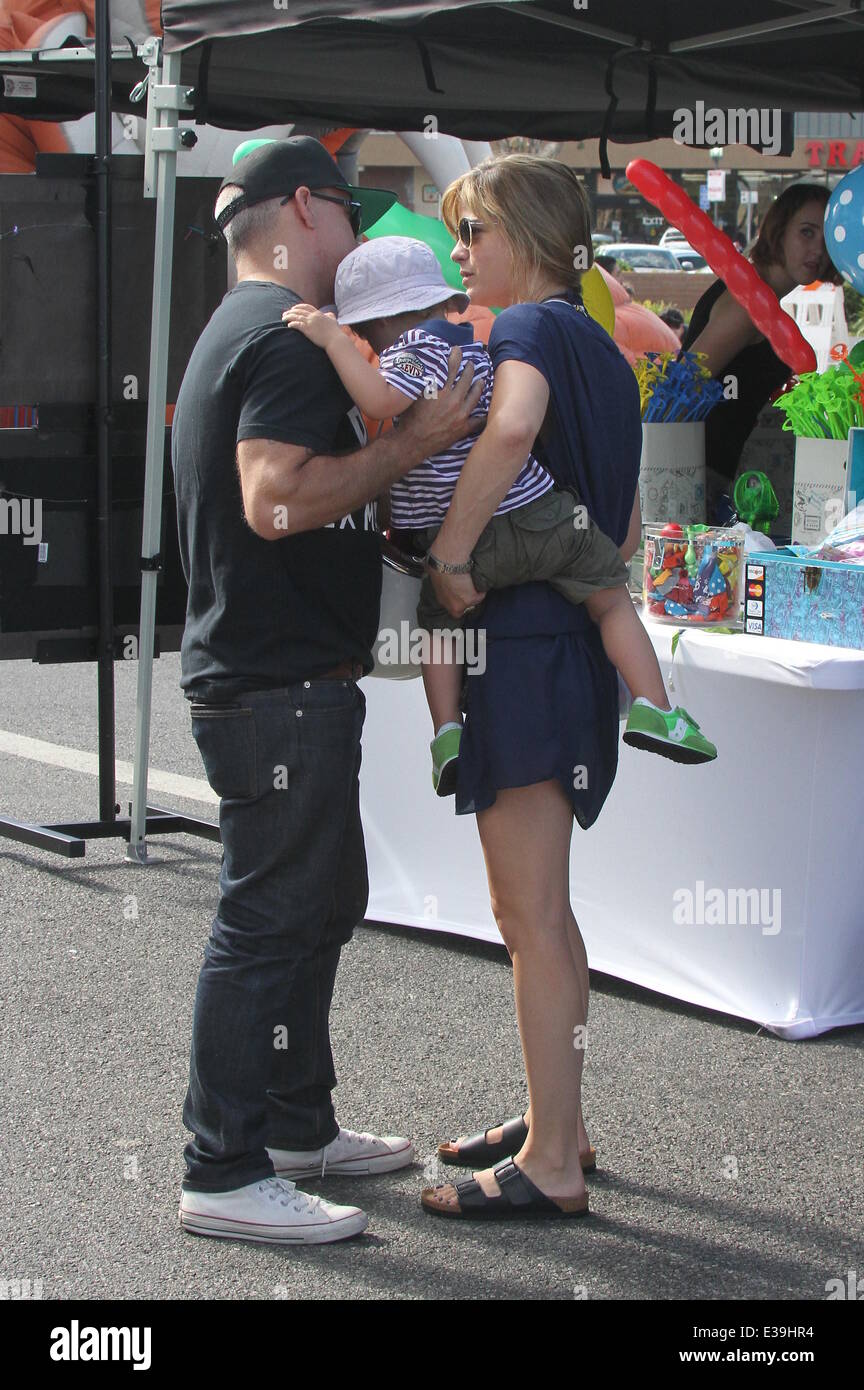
359;618;864;1039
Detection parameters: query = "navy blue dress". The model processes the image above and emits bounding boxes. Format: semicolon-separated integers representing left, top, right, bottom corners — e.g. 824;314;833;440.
455;290;642;827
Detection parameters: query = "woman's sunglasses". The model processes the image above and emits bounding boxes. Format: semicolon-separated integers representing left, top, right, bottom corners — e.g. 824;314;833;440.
457;217;489;248
282;190;363;237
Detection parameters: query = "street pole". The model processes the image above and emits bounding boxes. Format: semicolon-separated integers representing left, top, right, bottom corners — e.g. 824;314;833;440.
710;147;723;229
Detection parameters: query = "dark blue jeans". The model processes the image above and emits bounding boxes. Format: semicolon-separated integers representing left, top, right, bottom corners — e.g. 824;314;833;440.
182;678;368;1192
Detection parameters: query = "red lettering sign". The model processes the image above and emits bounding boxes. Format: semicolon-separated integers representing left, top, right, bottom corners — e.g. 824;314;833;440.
827;140;848;167
805;140;824;167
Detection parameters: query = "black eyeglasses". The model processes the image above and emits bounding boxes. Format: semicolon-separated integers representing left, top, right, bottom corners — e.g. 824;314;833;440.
281;189;362;237
457;217;489;248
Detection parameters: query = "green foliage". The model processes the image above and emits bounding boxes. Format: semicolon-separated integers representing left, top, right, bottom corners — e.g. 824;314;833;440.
844;285;864;337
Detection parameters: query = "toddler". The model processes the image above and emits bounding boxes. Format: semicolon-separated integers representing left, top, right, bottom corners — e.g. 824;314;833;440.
284;236;716;794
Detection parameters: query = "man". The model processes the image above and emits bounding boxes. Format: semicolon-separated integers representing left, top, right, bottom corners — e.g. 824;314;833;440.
659;306;687;344
594;253;623;282
172;138;482;1245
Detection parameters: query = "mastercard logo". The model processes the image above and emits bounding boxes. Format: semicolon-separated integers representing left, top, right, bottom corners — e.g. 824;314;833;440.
748;583;763;597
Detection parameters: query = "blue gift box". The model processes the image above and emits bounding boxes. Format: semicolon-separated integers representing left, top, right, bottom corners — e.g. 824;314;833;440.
744;550;864;650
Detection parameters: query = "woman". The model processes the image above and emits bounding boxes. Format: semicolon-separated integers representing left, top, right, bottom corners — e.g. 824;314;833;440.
419;154;643;1220
681;184;841;522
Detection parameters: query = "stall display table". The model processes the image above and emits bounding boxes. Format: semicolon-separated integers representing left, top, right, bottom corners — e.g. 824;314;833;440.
359;615;864;1038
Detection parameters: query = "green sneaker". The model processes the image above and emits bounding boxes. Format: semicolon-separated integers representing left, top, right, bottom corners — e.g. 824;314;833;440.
431;726;462;796
622;699;717;764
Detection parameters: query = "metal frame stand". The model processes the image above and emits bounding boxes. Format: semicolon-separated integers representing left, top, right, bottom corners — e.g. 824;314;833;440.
0;7;217;859
126;39;213;864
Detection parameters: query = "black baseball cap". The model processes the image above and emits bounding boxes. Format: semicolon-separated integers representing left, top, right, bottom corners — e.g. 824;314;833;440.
216;136;397;235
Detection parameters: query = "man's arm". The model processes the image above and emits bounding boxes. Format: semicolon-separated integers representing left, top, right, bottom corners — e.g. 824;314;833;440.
239;347;483;539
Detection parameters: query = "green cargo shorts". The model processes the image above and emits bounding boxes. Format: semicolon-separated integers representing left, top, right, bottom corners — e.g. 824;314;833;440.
405;486;629;632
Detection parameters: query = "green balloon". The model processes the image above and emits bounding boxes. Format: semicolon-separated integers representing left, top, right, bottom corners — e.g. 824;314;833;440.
363;201;467;294
849;341;864;370
233;138;277;164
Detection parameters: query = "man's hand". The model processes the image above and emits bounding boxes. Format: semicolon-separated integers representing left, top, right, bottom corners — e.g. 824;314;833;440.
427;566;486;619
399;347;485;459
282;303;341;350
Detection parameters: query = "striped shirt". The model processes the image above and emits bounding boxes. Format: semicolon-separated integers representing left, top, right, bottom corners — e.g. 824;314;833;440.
379;320;554;529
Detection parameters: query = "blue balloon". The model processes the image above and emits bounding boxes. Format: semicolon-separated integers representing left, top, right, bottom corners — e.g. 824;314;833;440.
824;166;864;292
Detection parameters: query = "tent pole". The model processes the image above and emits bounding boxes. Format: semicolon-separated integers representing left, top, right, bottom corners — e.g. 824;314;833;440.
94;0;117;828
127;46;187;864
670;3;861;53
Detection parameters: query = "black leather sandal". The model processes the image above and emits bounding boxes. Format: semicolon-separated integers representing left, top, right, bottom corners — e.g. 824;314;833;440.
421;1159;589;1220
438;1115;596;1174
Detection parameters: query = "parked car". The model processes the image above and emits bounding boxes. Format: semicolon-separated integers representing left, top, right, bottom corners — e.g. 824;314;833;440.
602;243;681;271
591;232;615;245
659;227;689;248
669;246;710;271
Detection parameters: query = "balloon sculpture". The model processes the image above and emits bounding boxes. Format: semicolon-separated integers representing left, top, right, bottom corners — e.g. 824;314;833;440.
824;166;864;293
625;159;817;375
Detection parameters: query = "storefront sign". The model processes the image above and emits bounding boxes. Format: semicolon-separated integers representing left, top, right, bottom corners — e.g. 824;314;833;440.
805;139;864;168
707;169;727;201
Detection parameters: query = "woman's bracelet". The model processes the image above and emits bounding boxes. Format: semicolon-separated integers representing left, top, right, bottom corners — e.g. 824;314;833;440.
425;551;474;575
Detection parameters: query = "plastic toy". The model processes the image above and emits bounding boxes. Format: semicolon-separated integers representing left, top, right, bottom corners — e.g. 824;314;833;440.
733;471;780;534
643;526;744;625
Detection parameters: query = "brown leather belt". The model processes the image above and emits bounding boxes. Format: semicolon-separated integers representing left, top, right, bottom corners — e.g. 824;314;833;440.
315;660;364;681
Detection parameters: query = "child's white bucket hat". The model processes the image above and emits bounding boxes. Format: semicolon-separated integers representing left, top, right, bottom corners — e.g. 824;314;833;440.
335;235;468;325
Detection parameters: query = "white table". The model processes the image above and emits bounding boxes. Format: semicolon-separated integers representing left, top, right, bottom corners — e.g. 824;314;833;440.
359;617;864;1039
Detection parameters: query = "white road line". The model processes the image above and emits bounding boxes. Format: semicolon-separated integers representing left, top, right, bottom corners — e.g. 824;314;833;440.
0;729;217;805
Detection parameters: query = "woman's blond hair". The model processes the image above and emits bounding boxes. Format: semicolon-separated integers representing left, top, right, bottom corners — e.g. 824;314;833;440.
441;153;593;302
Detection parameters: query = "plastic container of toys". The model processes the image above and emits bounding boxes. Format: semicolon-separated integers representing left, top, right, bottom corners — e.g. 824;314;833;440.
642;523;745;627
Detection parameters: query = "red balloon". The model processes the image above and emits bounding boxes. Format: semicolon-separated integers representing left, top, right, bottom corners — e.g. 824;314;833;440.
625;159;817;374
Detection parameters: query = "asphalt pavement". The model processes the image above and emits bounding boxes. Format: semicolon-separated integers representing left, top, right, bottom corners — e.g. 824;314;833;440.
1;652;862;1302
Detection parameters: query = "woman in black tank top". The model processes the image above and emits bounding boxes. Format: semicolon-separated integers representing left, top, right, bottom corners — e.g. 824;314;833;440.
680;184;841;522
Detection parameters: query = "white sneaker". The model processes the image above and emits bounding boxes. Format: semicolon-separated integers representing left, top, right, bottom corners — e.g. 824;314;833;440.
268;1127;414;1180
179;1175;368;1245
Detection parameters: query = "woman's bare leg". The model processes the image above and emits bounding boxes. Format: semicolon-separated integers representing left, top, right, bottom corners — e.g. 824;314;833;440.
467;779;587;1201
479;907;591;1157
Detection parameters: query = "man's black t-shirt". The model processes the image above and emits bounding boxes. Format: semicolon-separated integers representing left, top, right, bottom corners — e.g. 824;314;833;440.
171;280;382;701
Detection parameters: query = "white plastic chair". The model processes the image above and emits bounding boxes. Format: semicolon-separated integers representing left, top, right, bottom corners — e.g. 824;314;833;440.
780;283;849;373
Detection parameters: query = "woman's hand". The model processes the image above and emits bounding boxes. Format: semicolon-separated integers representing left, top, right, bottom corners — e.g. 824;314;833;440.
427;565;486;618
282;303;341;349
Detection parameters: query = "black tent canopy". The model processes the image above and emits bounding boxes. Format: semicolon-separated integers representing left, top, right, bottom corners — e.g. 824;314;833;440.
1;3;862;146
158;0;864;143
